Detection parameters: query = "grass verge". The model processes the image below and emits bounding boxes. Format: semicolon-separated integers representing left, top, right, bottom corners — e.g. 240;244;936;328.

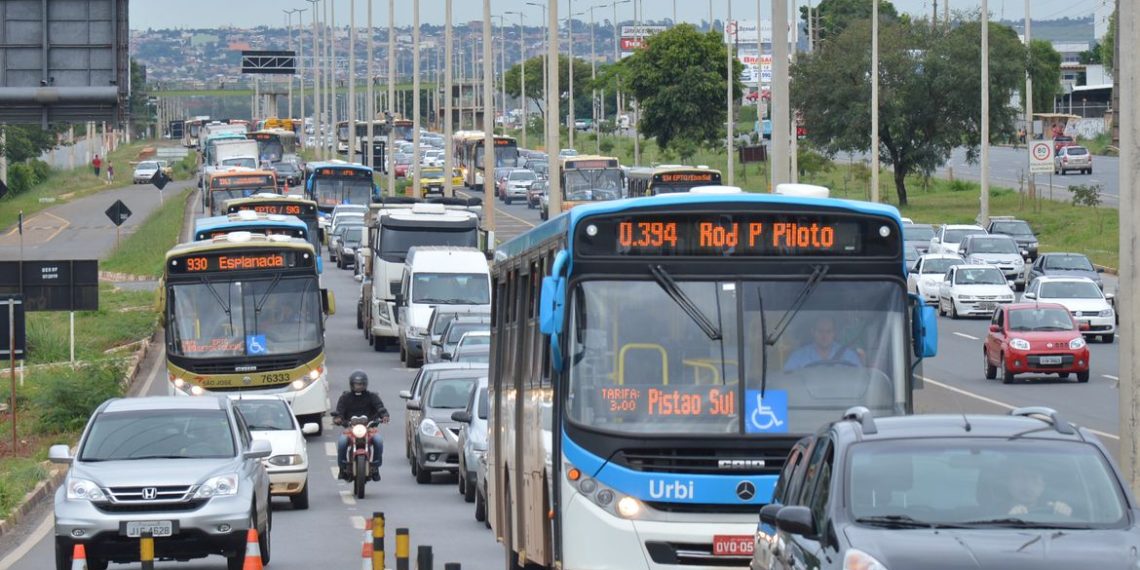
23;285;158;365
101;186;194;277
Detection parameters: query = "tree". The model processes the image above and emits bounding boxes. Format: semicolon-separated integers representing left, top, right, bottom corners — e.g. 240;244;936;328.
800;0;900;43
792;18;1024;205
621;24;743;152
1;125;62;163
1027;40;1062;116
504;55;592;123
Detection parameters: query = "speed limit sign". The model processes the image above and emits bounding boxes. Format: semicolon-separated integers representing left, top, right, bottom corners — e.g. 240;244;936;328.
1029;140;1054;174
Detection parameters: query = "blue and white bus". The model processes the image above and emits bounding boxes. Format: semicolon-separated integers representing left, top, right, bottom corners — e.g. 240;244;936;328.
193;210;323;275
304;161;380;234
487;186;937;569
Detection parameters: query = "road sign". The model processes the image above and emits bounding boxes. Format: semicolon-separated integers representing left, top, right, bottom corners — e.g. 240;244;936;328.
105;200;132;227
0;260;100;312
1029;140;1054;174
0;295;25;359
150;170;171;191
241;51;297;75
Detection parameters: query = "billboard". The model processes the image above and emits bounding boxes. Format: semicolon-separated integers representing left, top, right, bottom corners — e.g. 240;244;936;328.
0;0;130;126
724;20;772;45
620;25;667;58
739;52;773;85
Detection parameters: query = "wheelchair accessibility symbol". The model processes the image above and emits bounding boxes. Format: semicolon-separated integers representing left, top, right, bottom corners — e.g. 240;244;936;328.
745;390;788;433
246;335;268;355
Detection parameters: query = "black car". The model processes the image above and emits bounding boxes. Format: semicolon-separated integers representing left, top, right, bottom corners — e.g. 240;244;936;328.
271;160;303;189
1026;252;1103;290
753;407;1138;570
902;223;934;255
986;217;1040;260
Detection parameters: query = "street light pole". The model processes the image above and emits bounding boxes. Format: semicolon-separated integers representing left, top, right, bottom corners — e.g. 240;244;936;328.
307;0;321;158
726;0;734;186
366;0;374;169
590;4;601;154
284;9;298;119
328;0;337;160
349;0;356;161
497;15;507;133
483;0;496;232
771;0;791;187
527;2;547;135
506;11;526;148
547;0;562;214
979;0;990;224
568;0;576;149
445;0;454;197
387;0;396;196
871;0;879;201
295;7;309;142
413;0;422;195
1118;0;1140;495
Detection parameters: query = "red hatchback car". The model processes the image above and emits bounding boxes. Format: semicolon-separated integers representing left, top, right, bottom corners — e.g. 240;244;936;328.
983;302;1090;384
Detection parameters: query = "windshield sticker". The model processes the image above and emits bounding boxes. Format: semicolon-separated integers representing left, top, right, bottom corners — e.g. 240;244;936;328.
246;335;268;355
745;389;788;433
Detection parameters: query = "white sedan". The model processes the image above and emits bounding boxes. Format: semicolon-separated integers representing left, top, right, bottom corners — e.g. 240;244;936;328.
937;264;1015;319
908;254;965;305
230;395;319;509
132;160;161;184
1023;276;1116;342
929;224;987;256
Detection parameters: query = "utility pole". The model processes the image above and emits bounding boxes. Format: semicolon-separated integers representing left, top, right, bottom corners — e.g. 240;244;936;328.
529;2;548;139
298;7;308;146
308;0;320;158
366;0;374;169
589;4;602;154
568;0;576;149
1024;0;1034;199
445;0;455;197
328;0;337;160
498;15;507;133
807;0;813;51
387;0;396;196
933;0;938;28
483;0;497;233
979;0;990;224
349;0;356;161
633;0;640;165
1118;0;1140;496
771;0;791;187
413;0;422;195
284;9;298;119
871;0;880;201
726;0;734;186
506;11;526;148
547;0;562;214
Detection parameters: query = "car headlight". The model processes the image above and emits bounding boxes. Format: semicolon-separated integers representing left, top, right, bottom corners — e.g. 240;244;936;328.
194;474;239;498
1001;295;1014;302
420;418;443;438
343;247;355;254
1009;338;1031;350
267;454;304;466
351;424;368;439
957;295;974;301
1099;309;1114;317
845;549;889;570
66;478;107;501
1028;242;1038;249
1069;337;1087;349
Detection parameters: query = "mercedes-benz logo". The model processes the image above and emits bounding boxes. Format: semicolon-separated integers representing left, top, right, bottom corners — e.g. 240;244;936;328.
736;481;756;501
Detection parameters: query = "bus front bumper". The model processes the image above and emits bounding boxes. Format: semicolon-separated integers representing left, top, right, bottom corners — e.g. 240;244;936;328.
167;368;330;418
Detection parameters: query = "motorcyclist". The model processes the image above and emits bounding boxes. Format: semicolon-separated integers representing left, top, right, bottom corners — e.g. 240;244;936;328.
333;370;390;482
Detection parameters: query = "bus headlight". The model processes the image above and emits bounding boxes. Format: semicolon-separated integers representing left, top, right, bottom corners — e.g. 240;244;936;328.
616;496;642;518
189;385;206;396
172;377;186;389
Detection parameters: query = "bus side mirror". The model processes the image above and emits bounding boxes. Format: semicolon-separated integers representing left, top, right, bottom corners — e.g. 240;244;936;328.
539;276;566;336
322;289;336;315
912;300;937;358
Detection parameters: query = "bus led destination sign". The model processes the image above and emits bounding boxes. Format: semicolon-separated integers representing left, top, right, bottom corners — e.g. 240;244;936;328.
578;212;899;257
169;250;309;274
598;386;736;417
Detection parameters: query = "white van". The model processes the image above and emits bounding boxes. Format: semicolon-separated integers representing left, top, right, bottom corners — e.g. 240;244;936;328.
397;246;491;367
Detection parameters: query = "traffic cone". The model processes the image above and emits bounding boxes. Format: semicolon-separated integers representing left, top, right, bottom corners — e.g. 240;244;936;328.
70;544;88;570
360;518;373;569
283;180;290;196
242;528;263;570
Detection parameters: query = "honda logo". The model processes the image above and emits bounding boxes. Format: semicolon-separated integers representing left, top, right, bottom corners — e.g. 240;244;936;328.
141;487;158;500
718;459;766;470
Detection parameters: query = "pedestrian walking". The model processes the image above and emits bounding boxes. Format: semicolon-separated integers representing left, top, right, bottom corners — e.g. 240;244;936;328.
105;163;114;184
92;154;102;177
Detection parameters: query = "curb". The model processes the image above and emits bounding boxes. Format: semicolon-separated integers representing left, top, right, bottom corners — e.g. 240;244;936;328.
0;463;66;537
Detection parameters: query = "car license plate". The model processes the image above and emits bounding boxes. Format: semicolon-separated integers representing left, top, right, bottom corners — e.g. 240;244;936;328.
712;535;755;557
977;302;995;310
122;520;175;538
1040;356;1063;365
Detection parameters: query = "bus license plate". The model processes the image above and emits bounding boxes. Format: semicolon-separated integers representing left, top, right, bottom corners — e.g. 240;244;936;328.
712;535;755;556
1040;356;1063;365
123;520;175;538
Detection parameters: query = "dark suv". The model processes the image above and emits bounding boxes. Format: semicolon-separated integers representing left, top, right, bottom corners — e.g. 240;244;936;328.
752;407;1138;570
986;217;1039;261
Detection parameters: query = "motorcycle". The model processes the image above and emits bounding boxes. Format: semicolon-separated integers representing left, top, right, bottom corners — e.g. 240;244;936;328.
341;415;382;498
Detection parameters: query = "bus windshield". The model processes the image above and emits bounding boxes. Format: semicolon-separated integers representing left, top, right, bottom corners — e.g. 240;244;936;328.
168;276;323;358
313;178;373;207
567;279;907;435
564;169;624;201
475;144;520;169
211;188;275;214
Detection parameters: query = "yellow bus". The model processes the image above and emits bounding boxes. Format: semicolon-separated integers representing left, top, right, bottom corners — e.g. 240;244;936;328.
205;170;278;216
558;155;625;212
626;165;723;197
453;132;520;189
161;233;333;431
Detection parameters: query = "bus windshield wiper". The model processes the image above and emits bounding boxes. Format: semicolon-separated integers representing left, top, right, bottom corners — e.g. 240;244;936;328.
649;265;722;341
765;265;829;346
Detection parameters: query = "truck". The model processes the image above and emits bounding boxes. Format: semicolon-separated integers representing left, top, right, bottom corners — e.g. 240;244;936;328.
359;201;489;354
199;138;261;210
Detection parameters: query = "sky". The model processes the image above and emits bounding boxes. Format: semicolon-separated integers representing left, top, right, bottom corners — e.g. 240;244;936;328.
131;0;1102;30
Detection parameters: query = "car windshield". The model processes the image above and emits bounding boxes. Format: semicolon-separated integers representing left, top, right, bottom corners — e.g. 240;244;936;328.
954;268;1006;285
412;273;490;305
458;333;490;348
168;276;324;358
313;178;373;208
567;280;908;435
273;162;299;175
921;258;964;274
455;345;490;363
423;168;444;177
343;227;365;245
427;378;477;409
1066;147;1089;156
510;171;537;182
1040;281;1103;299
904;226;934;241
564;169;624;201
1045;255;1094;271
991;221;1033;236
970;238;1019;254
943;229;986;243
1008;308;1075;332
80;409;236;460
138;161;159;170
234;400;295;431
848;439;1126;528
445;322;488;344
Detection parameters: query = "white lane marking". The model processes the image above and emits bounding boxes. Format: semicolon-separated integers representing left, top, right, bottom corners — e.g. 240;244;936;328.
920;375;1120;441
330;466;340;480
138;340;164;396
0;511;53;569
325;442;337;457
1104;375;1119;380
340;490;357;506
952;332;980;341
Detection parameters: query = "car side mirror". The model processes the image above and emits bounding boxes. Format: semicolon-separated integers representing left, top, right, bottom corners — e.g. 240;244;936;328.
775;505;816;536
440;352;453;361
989;324;1000;333
1105;292;1116;300
931;237;940;244
759;503;783;525
451;410;473;423
958;249;967;256
390;282;401;295
49;444;73;464
406;399;423;411
301;423;320;435
245;439;273;460
399;390;412;400
1023;292;1036;299
1096;267;1105;273
395;294;405;307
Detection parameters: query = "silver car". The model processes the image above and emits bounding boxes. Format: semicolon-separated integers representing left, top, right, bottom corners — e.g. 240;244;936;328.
409;372;479;484
51;396;272;570
453;377;488;503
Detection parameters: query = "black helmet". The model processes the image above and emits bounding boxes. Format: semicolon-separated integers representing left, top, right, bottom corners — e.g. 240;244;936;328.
349;370;369;393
